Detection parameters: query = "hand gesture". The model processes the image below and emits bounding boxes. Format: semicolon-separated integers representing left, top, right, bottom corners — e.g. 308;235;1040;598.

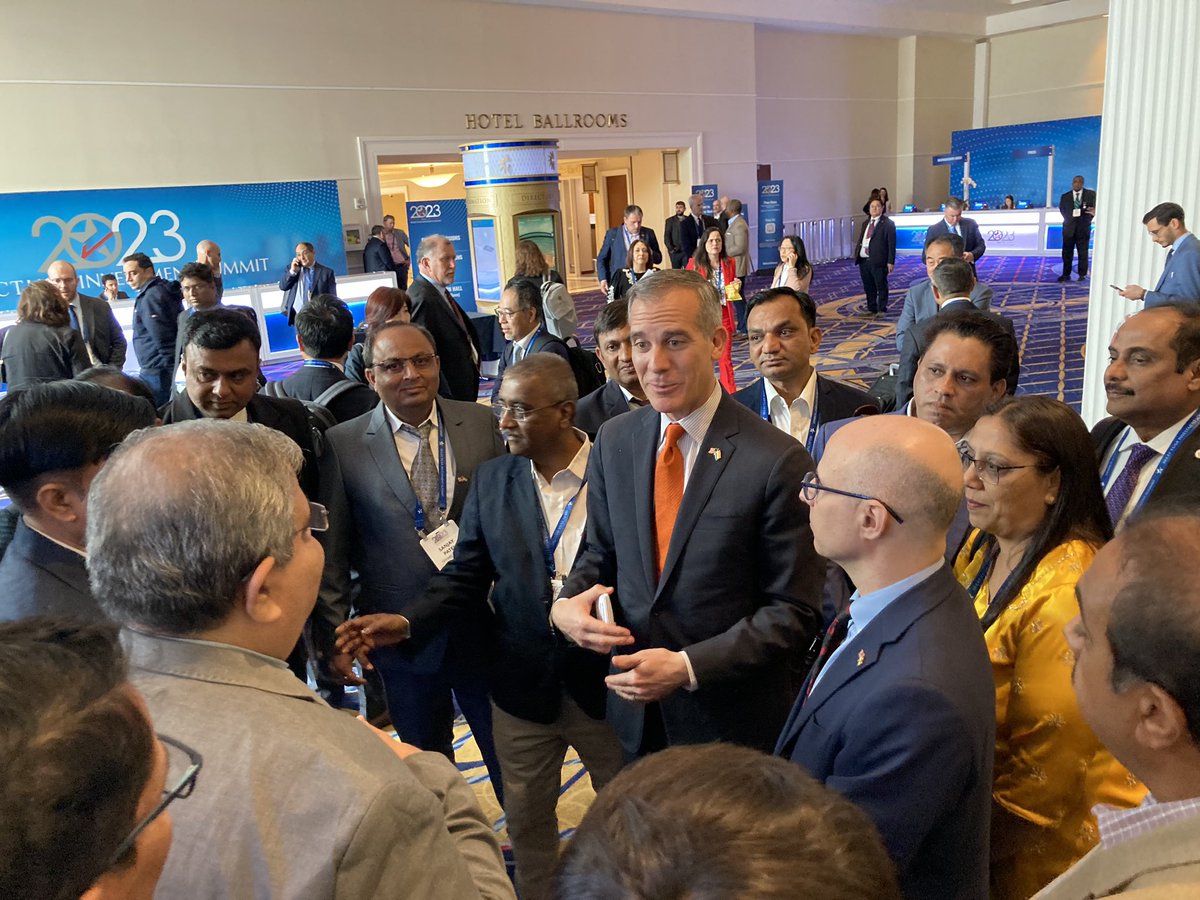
550;584;634;654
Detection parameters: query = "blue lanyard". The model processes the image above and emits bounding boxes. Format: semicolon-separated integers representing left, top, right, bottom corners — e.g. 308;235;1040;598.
537;478;587;579
302;360;336;370
1100;408;1200;517
411;408;448;534
760;383;820;453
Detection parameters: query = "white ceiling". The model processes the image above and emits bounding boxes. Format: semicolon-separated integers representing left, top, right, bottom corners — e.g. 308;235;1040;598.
484;0;1108;39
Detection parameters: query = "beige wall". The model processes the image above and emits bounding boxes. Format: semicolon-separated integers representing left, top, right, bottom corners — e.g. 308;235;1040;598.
987;17;1108;126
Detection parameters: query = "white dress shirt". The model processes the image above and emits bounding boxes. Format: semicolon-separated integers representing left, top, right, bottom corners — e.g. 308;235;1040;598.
382;401;458;511
531;431;590;579
860;217;879;257
1101;411;1194;526
764;370;817;444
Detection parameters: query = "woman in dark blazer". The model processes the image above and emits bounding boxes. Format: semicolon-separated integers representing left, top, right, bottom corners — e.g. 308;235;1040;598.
608;239;659;302
0;281;89;390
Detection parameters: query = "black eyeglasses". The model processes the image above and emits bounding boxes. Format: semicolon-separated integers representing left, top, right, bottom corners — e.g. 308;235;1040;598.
958;445;1039;485
491;400;567;423
107;734;202;868
799;471;905;524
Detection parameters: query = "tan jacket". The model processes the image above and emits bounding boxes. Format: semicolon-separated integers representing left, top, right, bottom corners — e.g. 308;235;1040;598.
724;214;753;277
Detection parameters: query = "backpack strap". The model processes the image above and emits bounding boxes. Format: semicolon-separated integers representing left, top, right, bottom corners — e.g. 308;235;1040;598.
312;377;359;410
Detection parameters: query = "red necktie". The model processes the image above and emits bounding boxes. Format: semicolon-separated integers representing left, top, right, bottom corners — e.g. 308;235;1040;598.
654;424;686;579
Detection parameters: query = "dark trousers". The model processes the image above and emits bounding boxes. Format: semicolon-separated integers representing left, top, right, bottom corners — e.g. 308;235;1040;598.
394;262;410;289
374;656;505;808
1062;224;1090;277
140;367;174;407
669;251;688;270
858;259;890;312
731;299;748;334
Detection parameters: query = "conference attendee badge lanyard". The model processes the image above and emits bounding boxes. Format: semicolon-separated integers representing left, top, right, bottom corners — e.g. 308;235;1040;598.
1100;407;1200;519
540;478;587;600
760;385;820;453
415;412;457;570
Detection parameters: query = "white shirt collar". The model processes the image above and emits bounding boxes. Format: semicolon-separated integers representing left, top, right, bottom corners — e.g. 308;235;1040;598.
531;431;591;491
763;369;817;414
383;401;437;433
658;383;722;445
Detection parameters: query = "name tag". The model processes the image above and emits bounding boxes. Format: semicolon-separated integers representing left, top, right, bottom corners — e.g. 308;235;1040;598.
420;520;459;571
550;575;565;599
1073;208;1082;218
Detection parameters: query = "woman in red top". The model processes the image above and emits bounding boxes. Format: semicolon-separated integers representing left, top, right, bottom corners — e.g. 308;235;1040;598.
686;226;738;392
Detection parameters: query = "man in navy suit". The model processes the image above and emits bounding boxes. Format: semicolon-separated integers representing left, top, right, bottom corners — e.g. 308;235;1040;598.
776;414;994;900
854;198;896;315
924;197;986;267
47;260;127;367
123;252;183;407
575;299;646;438
278;241;337;324
678;194;715;261
734;287;874;452
596;205;662;296
317;321;506;799
362;225;395;274
1119;202;1200;307
552;270;823;757
338;354;623;900
1057;175;1096;281
0;381;154;623
492;277;570;400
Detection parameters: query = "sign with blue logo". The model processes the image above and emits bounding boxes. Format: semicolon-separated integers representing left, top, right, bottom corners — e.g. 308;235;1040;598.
0;180;345;311
1012;146;1055;159
757;180;784;269
405;199;477;311
691;184;718;215
932;153;965;166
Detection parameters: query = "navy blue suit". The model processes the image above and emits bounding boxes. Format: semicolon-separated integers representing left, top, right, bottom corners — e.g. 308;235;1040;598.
362;236;394;274
732;375;876;447
0;518;102;623
854;215;897;313
270;361;379;424
596;226;662;286
776;564;995;900
925;216;986;263
575;380;637;439
279;262;337;324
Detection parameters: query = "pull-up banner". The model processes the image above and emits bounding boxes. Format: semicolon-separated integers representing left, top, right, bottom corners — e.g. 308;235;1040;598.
406;199;477;311
0;180;346;309
691;184;718;215
757;180;784;269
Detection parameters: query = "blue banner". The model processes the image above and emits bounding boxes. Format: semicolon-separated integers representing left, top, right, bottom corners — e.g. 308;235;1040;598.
691;184;718;215
405;199;476;311
757;180;784;269
0;180;345;311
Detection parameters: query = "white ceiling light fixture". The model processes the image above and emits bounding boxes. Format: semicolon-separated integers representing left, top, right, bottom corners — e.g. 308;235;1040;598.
409;165;456;188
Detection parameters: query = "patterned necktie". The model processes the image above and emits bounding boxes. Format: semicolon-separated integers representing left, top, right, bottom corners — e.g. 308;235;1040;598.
803;610;852;699
303;268;313;299
653;423;686;579
1105;443;1157;525
866;219;876;240
400;421;441;531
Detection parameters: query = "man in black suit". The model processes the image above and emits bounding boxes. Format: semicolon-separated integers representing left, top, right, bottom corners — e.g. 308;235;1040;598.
47;260;127;367
664;201;687;269
123;252;183;407
776;415;994;899
924;197;986;266
1092;303;1200;528
338;354;623;900
0;381;154;623
1058;175;1096;281
363;225;394;274
679;194;715;259
196;239;225;301
575;299;647;438
734;288;874;453
278;241;338;324
269;294;378;424
173;262;258;371
492;277;570;400
317;321;505;798
854;198;896;316
896;257;1020;407
552;270;823;757
408;235;482;402
595;205;663;296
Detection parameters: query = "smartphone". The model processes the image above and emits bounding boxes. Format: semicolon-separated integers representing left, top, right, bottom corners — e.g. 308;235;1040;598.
596;593;614;625
1110;284;1121;291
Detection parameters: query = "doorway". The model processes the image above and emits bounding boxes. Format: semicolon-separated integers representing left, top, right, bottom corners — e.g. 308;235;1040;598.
605;174;629;229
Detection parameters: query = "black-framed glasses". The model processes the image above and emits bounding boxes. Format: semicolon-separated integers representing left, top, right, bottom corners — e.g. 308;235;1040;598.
370;354;437;374
958;446;1039;485
799;471;905;524
491;400;567;423
107;734;202;869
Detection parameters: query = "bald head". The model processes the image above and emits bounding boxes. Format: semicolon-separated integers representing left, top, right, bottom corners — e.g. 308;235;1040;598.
46;260;80;303
196;240;222;274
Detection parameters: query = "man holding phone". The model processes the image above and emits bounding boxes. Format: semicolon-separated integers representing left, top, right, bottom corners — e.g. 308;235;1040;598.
1118;202;1200;307
278;241;337;324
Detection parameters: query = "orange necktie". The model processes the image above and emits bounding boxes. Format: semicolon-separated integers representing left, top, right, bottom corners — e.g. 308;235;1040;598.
654;423;686;579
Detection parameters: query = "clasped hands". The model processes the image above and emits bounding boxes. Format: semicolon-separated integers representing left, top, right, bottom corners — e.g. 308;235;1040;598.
330;613;411;685
551;584;690;704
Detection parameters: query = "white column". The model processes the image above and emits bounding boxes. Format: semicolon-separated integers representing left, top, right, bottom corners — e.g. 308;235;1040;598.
1083;0;1200;424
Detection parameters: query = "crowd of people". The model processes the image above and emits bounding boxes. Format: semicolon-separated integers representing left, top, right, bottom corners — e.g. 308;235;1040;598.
1;181;1200;900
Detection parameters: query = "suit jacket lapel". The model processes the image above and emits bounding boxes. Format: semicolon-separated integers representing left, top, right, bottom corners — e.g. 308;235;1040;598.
510;461;549;578
439;401;475;521
604;380;626;418
632;409;660;594
656;396;738;598
365;404;418;517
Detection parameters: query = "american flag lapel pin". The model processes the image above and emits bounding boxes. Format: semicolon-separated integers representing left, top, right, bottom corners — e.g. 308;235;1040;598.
707;447;722;462
856;649;866;667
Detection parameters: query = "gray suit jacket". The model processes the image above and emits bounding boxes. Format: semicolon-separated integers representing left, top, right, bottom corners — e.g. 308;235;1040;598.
1145;231;1200;308
724;214;753;277
895;279;994;354
73;293;127;366
317;399;505;672
124;628;514;900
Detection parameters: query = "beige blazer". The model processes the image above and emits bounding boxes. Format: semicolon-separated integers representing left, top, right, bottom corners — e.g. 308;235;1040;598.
724;215;753;277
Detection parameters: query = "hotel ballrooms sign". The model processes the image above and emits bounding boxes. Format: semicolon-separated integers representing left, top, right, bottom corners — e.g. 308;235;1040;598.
464;112;629;131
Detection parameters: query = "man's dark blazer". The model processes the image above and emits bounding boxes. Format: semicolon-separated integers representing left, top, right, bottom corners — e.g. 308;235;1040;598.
362;236;393;274
491;329;570;400
73;293;127;366
173;304;258;369
131;276;183;372
733;375;877;443
664;215;683;253
854;215;897;268
159;392;322;499
316;399;505;677
895;297;1020;407
1058;187;1097;242
562;393;824;754
575;379;637;439
775;564;995;900
278;262;337;324
408;275;482;402
925;216;986;262
270;361;379;424
0;518;103;624
402;452;610;725
596;226;662;286
678;215;715;258
1091;415;1200;512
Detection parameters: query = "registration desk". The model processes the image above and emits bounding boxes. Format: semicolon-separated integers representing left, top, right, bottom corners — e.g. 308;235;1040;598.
890;208;1093;257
